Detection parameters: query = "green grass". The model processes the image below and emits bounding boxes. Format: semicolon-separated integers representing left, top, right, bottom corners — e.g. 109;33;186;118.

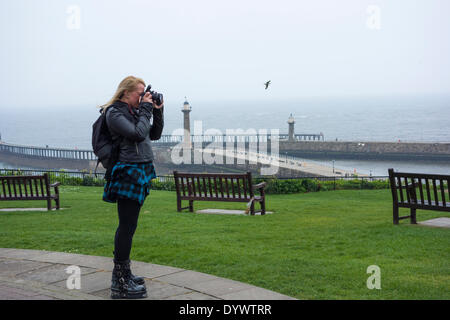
0;186;449;299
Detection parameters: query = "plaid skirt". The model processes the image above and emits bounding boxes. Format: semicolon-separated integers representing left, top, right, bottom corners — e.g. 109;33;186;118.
103;161;157;206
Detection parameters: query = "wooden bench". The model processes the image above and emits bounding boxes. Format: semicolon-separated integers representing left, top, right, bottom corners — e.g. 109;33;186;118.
0;173;60;210
173;171;267;215
388;168;449;224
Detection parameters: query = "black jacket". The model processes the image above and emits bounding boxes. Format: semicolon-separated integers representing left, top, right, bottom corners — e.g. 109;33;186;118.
106;100;164;163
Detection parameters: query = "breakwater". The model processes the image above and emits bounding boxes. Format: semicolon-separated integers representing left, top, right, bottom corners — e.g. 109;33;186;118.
279;141;450;161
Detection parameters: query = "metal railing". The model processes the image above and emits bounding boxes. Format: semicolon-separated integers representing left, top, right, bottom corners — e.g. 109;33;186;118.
0;133;324;161
0;168;388;185
0;168;174;185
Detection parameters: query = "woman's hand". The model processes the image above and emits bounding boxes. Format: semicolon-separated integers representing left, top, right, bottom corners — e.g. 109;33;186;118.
141;92;152;103
154;99;164;109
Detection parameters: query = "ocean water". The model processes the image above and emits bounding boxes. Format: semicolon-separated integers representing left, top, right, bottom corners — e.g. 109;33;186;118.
1;94;449;175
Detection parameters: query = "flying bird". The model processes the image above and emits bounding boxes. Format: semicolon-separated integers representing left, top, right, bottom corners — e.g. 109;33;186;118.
264;80;271;90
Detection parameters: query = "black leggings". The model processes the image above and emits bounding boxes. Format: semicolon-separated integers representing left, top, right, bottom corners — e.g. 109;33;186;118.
114;198;142;262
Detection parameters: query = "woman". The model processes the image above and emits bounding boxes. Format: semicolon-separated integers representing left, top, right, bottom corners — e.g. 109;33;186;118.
100;75;164;299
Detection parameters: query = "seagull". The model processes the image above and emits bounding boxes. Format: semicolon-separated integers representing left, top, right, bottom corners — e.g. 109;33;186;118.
264;80;271;90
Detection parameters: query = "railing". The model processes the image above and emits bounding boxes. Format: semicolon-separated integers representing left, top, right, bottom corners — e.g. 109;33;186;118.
0;168;387;186
0;168;175;185
0;133;324;161
0;142;96;160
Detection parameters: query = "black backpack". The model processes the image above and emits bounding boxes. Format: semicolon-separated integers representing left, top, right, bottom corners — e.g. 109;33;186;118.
92;107;122;181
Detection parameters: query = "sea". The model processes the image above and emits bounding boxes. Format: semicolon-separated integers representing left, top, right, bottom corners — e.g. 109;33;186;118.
1;94;449;176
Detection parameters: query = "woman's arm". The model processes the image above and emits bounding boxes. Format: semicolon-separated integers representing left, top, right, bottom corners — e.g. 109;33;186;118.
106;103;154;142
150;105;164;140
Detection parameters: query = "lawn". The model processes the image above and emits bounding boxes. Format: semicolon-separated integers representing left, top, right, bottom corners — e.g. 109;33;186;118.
0;186;448;299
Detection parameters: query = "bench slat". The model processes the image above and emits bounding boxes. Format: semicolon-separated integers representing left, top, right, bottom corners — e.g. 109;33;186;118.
218;177;223;198
425;179;432;206
242;177;247;199
1;179;6;199
214;177;219;198
23;178;28;197
28;178;34;197
236;178;241;199
396;176;404;203
13;179;18;198
432;179;439;204
392;172;450;180
230;178;235;199
40;178;45;197
224;177;230;197
202;177;207;197
208;177;213;197
440;179;446;207
180;177;186;197
418;178;424;204
405;178;411;204
196;176;201;196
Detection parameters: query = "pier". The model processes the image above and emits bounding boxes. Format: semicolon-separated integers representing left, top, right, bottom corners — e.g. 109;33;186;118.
1;137;449;176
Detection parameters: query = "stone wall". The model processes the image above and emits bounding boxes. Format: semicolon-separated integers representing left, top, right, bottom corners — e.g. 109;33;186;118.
279;141;450;160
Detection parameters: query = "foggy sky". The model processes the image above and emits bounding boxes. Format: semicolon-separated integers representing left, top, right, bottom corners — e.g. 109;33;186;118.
1;0;449;109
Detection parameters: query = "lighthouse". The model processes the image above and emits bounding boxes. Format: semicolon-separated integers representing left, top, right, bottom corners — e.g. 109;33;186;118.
287;113;295;142
182;97;192;148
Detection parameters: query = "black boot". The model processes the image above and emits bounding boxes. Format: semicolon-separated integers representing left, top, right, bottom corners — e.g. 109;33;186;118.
113;252;145;286
111;259;147;299
128;260;146;286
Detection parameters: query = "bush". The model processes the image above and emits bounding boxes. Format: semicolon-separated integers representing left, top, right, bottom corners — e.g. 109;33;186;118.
252;177;389;194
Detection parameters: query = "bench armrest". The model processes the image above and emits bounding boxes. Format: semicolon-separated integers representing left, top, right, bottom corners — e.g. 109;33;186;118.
252;182;267;190
50;182;61;188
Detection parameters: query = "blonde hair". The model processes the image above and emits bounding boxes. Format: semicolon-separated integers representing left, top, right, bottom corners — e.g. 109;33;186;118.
98;76;146;112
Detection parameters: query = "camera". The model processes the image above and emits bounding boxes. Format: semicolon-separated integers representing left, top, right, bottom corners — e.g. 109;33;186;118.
141;84;163;106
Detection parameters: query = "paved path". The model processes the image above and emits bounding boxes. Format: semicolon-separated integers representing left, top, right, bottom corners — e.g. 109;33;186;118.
199;148;367;177
0;248;296;300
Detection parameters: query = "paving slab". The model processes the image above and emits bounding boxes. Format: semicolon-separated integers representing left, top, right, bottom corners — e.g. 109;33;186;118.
0;276;102;300
129;260;185;278
218;286;297;300
49;270;112;294
0;248;298;300
418;217;450;228
0;283;56;300
155;270;221;287
165;291;220;300
17;264;97;284
0;259;51;277
196;209;273;215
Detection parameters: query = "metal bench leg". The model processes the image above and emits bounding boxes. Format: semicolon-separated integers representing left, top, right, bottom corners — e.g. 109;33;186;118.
260;198;266;215
393;205;399;225
189;200;194;212
177;198;182;212
410;208;417;224
47;198;52;211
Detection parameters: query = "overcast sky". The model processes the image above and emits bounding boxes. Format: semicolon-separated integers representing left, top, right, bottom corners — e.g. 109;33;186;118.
0;0;449;109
